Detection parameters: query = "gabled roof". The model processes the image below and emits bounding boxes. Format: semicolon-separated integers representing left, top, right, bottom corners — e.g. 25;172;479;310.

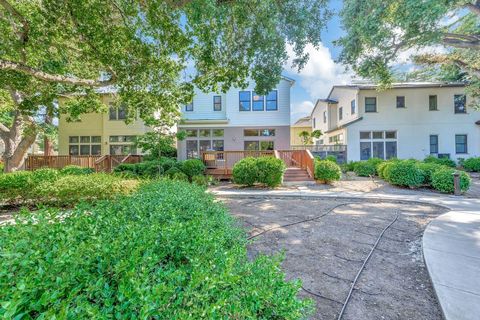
325;117;364;134
331;82;466;91
310;98;338;117
292;116;311;127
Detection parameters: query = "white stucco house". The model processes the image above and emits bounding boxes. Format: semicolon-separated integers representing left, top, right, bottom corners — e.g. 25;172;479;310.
311;82;480;162
177;77;294;160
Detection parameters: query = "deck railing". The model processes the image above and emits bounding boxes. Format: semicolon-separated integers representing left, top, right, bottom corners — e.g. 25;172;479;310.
25;155;142;172
276;150;315;179
202;150;275;173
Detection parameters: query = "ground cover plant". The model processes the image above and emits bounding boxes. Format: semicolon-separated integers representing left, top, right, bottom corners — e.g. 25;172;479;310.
314;159;341;184
232;157;285;187
0;180;311;318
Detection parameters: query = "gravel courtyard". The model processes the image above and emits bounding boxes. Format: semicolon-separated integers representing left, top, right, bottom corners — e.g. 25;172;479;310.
219;196;449;320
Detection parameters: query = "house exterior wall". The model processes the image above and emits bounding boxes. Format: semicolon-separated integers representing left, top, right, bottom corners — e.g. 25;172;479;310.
311;101;329;139
58;95;150;156
290;126;312;145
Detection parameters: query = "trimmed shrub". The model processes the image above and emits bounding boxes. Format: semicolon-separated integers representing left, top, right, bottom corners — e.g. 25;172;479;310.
256;157;286;187
0;171;33;203
353;161;376;177
424;155;456;168
386;160;424;188
462;157;480;172
32;174;139;206
325;155;337;163
315;159;341;183
431;168;471;193
170;171;189;182
341;161;358;173
60;165;94;175
416;162;445;185
232;157;259;187
0;180;311;318
367;157;384;172
114;158;179;177
180;159;206;178
164;166;182;178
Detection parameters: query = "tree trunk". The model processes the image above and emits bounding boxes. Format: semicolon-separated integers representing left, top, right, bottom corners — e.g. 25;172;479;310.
2;132;37;172
43;111;54;156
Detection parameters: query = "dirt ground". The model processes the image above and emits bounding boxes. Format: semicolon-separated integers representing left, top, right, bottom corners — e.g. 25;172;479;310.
219;196;449;320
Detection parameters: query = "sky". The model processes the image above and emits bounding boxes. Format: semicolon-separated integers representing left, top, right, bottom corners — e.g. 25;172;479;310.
286;0;351;123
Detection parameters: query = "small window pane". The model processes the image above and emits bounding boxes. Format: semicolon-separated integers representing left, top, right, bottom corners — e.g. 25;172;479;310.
125;136;136;142
372;141;384;159
266;91;278;111
244;129;259;136
244;141;259;151
260;141;274;150
212;140;224;151
199;129;211;137
385;141;397;159
372;131;383;139
186;129;197;137
360;131;371;139
212;129;224;137
430;135;438;154
118;105;127;120
80;145;90;155
454;95;466;114
360;142;371;160
91;136;101;143
69;145;79;155
91;145;101;155
199;140;211;152
429;95;438;111
80;136;90;143
185;102;194;112
239;91;251;111
186;140;198;158
365;97;377;112
260;129;275;137
109;136;119;142
109;106;117;120
385;131;396;139
396;96;405;108
69;136;79;143
213;96;222;111
252;93;265;111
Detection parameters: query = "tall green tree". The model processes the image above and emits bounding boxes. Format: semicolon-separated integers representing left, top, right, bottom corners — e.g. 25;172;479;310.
337;0;480;104
0;0;330;171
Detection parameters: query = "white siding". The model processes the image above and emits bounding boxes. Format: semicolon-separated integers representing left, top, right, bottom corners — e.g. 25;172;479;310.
182;89;227;120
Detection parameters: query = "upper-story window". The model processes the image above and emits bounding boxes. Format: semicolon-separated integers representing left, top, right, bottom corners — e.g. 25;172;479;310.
351;100;356;114
109;104;127;120
252;92;265;111
185;102;194;112
313;117;316;129
266;90;278;111
429;95;438;111
323;111;327;123
339;107;343;120
239;91;251;111
454;94;466;114
365;97;377;112
213;96;222;111
396;96;405;108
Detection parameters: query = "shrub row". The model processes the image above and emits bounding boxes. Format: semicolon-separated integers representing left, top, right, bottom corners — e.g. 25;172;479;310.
462;157;480;172
233;157;286;187
113;158;205;180
314;159;342;183
0;180;311;318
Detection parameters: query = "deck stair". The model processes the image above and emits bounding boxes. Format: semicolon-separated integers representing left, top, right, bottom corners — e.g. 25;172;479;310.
283;167;314;182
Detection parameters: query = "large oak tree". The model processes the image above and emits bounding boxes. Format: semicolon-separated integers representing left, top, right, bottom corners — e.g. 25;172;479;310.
0;0;330;171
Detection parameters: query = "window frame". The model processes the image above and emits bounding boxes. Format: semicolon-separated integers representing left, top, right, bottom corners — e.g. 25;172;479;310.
429;95;438;111
454;94;466;114
252;92;265;111
266;90;278;111
455;134;468;154
396;96;405;108
213;96;222;111
351;99;356;114
429;135;439;154
239;91;251;111
185;102;194;112
365;97;377;113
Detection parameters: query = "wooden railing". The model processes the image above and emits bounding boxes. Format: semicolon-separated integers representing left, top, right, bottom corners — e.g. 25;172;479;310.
276;150;315;179
202;150;274;173
26;155;142;172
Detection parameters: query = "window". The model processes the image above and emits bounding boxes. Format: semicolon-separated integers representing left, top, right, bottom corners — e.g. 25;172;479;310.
110;145;137;155
260;141;274;150
372;131;383;139
359;130;397;160
80;145;91;155
430;135;438;154
244;141;274;151
69;145;79;156
91;145;101;155
186;140;199;158
199;129;211;137
212;140;224;151
429;95;438;111
109;135;135;142
185;129;198;137
365;97;377;112
239;91;251;111
69;136;79;143
266;91;278;111
109;104;128;120
455;134;467;154
372;141;384;159
396;96;405;108
360;131;371;139
385;141;397;159
185;102;193;112
199;140;211;152
244;129;259;136
243;129;274;137
323;111;327;123
351;100;356;114
213;96;222;111
260;129;275;137
385;131;396;139
252;92;265;111
185;128;225;158
212;129;224;137
92;136;101;143
69;136;102;156
360;142;371;160
454;94;466;114
339;107;343;121
80;136;90;143
313;117;316;129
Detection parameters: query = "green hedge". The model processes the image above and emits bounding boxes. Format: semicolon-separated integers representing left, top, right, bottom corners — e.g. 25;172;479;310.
232;157;285;187
180;159;206;179
424;155;456;168
462;157;480;172
353;158;384;177
60;165;94;175
114;158;178;177
431;169;471;194
0;180;311;318
385;160;424;188
416;162;445;184
314;159;341;183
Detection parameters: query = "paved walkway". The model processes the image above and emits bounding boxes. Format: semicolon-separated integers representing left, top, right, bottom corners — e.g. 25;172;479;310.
210;186;480;320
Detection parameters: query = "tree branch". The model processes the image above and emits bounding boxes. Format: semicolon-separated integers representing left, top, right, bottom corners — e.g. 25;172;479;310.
0;0;29;60
414;53;480;77
0;59;115;86
465;1;480;16
442;34;480;50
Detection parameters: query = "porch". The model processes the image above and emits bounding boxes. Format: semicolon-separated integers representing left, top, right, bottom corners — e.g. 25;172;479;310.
25;155;143;172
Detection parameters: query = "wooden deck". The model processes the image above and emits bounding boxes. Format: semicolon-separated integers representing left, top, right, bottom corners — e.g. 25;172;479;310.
25;155;142;172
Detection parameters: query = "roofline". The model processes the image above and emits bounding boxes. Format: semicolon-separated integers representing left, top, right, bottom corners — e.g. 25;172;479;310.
331;82;467;91
325;116;363;134
281;75;296;86
310;98;338;117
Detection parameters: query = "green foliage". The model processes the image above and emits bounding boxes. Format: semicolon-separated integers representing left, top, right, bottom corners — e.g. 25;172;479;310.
298;130;323;145
424;155;456;168
354;162;376;177
325;155;337;163
192;174;208;187
170;171;189;182
462;157;480;172
416;162;446;185
341;161;357;172
314;159;341;183
385;160;424;188
255;157;286;188
60;165;94;175
114;158;179;177
135;131;180;160
180;159;206;179
432;169;471;194
164;167;183;178
232;157;259;187
0;180;311;318
0;171;33;203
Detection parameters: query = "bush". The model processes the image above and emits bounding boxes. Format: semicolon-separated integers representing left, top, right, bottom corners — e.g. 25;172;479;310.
180;159;206;178
432;168;471;193
354;162;376;177
192;174;208;187
341;161;358;173
462;157;480;172
325;155;337;163
256;157;286;187
367;157;384;171
0;171;33;203
60;165;94;175
0;180;311;318
416;162;445;185
386;160;424;188
114;158;179;177
424;155;456;168
164;166;182;178
232;157;259;187
315;159;341;183
170;171;189;182
32;174;139;206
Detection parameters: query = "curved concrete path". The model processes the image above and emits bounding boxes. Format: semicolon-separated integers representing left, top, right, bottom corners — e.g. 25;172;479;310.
211;187;480;320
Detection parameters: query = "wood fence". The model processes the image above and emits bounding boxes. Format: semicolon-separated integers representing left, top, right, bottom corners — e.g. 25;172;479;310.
25;155;142;172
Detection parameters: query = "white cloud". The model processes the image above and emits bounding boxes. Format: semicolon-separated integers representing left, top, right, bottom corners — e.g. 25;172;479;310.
291;100;314;123
285;43;353;99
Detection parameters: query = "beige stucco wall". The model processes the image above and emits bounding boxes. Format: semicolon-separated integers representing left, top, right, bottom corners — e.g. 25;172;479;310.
58;95;150;155
290;126;312;145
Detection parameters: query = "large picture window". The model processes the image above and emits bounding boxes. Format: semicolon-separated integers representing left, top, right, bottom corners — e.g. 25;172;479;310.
185;128;224;158
69;136;102;155
266;90;278;111
359;130;397;160
239;91;251;111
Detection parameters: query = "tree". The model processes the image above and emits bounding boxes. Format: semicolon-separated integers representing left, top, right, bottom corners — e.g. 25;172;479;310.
337;0;480;106
135;130;186;160
298;129;322;145
0;0;330;172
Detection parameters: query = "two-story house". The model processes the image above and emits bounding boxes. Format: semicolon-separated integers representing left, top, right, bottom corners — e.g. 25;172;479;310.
177;77;294;160
311;82;480;161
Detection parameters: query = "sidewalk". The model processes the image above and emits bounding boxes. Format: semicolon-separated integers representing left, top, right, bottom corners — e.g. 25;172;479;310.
211;186;480;320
